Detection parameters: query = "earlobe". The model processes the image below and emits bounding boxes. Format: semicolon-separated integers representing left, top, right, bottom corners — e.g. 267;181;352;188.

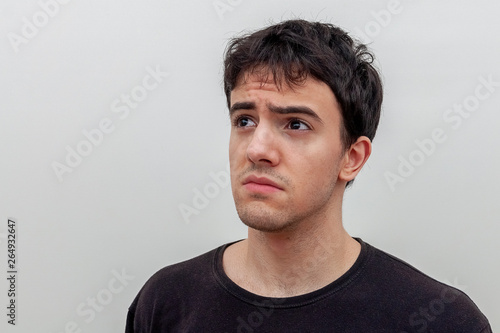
338;136;372;182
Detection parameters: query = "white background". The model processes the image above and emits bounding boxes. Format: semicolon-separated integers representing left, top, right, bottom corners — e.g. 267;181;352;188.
1;0;499;332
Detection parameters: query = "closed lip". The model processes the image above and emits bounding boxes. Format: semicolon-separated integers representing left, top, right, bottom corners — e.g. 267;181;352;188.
242;175;283;190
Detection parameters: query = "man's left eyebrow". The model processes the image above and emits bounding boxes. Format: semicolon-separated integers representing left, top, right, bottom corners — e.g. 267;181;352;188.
267;103;323;123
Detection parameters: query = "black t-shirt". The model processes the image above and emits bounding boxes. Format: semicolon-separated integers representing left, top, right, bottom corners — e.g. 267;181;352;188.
126;239;491;332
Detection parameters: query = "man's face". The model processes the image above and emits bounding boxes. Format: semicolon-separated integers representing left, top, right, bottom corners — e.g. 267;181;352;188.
229;72;348;233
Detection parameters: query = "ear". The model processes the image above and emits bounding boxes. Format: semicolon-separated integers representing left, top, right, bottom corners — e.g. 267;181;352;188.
338;136;372;182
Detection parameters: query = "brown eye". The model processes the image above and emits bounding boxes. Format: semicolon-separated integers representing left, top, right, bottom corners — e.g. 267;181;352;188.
234;116;256;127
288;119;310;130
239;118;250;126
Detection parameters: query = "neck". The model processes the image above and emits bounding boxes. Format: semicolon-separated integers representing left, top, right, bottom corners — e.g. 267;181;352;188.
223;208;361;297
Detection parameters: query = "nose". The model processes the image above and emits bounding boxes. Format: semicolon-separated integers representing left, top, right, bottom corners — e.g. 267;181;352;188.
246;123;280;167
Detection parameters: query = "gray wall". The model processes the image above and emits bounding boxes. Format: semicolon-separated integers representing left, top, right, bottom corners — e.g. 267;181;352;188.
1;0;498;331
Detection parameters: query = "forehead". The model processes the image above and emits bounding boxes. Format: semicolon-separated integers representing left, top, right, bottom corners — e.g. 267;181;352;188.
230;71;340;116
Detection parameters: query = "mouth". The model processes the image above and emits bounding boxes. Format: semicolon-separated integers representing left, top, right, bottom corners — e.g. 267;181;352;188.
242;175;283;194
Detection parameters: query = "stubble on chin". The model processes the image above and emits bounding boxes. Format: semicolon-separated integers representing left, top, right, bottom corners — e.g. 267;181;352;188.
235;201;302;233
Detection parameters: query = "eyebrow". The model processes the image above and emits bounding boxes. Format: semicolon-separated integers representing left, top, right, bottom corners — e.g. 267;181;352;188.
229;101;323;123
229;101;255;114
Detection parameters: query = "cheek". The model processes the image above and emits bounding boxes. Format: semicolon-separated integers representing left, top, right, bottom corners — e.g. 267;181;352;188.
229;140;241;167
229;130;253;161
229;135;247;181
294;147;341;188
228;133;240;162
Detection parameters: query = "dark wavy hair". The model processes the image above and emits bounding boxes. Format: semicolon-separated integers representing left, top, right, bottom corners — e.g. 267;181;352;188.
224;19;383;151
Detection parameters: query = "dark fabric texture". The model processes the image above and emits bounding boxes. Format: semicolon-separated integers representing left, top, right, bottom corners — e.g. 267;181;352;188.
126;239;491;332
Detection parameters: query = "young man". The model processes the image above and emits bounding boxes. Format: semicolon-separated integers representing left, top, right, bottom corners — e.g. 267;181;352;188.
126;20;491;332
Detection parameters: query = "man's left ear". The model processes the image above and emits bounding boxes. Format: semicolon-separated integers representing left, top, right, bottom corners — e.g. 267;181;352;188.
338;136;372;182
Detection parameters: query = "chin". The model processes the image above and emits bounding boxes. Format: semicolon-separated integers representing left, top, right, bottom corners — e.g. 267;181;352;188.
236;206;299;233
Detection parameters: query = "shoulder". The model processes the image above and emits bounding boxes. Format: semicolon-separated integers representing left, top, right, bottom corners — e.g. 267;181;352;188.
129;245;222;313
359;240;490;332
148;248;215;283
365;243;461;296
125;245;226;332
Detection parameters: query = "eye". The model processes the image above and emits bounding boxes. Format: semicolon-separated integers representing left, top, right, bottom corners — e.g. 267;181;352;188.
287;119;310;130
233;116;256;128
